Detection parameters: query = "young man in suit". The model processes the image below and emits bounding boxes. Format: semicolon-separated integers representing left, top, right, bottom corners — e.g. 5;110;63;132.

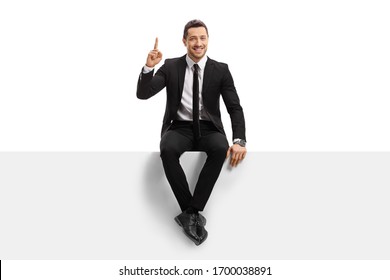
137;19;246;245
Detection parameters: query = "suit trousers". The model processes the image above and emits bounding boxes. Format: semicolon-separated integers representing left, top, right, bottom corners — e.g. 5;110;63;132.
160;120;229;212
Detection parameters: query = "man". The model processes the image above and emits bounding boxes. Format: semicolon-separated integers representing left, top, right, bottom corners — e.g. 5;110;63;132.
137;19;246;245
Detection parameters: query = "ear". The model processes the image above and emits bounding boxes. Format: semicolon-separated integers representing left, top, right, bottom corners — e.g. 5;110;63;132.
182;38;187;47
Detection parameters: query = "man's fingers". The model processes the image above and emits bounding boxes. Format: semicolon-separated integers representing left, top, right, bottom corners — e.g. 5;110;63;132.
149;50;161;59
230;151;238;166
226;147;231;159
230;157;240;167
227;144;247;167
229;150;246;167
154;37;158;50
146;39;162;68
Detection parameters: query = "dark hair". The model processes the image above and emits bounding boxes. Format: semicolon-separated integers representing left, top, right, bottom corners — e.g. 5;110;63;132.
183;19;209;39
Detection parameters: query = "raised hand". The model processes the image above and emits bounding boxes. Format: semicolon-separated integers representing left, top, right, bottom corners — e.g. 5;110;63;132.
146;37;163;68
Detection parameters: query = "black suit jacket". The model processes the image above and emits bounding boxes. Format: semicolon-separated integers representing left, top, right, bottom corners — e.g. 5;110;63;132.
137;55;246;141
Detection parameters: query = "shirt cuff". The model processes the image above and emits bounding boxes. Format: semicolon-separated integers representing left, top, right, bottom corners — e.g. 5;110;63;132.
142;65;154;74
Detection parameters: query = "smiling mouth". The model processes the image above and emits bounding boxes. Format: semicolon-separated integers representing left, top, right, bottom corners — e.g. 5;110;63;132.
193;47;203;52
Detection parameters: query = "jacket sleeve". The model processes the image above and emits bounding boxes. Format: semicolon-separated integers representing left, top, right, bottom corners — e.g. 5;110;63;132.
136;63;167;100
220;65;246;141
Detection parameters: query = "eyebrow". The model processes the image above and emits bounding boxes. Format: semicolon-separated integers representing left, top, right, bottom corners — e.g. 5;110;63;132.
189;35;207;39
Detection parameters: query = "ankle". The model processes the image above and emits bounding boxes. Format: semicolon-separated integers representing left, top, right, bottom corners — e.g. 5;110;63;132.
185;207;199;214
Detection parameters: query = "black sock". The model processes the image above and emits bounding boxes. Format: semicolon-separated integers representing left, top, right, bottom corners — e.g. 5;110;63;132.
185;207;198;214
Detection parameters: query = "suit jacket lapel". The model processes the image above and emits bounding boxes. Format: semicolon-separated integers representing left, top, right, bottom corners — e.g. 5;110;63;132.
177;55;187;99
202;57;214;96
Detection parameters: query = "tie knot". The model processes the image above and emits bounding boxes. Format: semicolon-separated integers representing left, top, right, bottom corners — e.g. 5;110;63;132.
193;64;199;73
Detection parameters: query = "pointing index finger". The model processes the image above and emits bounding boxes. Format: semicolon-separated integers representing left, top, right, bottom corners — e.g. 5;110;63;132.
154;37;158;50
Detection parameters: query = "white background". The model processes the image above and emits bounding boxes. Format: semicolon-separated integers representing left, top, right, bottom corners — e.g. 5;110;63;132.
1;0;389;151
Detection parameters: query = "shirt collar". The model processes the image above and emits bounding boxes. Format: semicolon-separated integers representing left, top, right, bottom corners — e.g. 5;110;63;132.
186;55;208;71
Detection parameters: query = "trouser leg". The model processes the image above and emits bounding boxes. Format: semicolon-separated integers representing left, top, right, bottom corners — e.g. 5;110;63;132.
189;130;229;211
160;129;194;211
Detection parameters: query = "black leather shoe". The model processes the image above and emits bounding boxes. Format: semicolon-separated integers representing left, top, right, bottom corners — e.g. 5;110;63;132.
198;213;206;226
196;224;208;245
174;212;201;245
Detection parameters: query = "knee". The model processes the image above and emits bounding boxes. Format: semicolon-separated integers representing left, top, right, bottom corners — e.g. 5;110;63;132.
160;143;180;160
209;143;229;159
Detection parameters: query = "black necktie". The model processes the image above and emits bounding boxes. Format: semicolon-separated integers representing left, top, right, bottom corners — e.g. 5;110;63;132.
193;64;200;140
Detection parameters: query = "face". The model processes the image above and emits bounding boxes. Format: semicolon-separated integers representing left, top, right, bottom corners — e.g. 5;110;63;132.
182;27;208;62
